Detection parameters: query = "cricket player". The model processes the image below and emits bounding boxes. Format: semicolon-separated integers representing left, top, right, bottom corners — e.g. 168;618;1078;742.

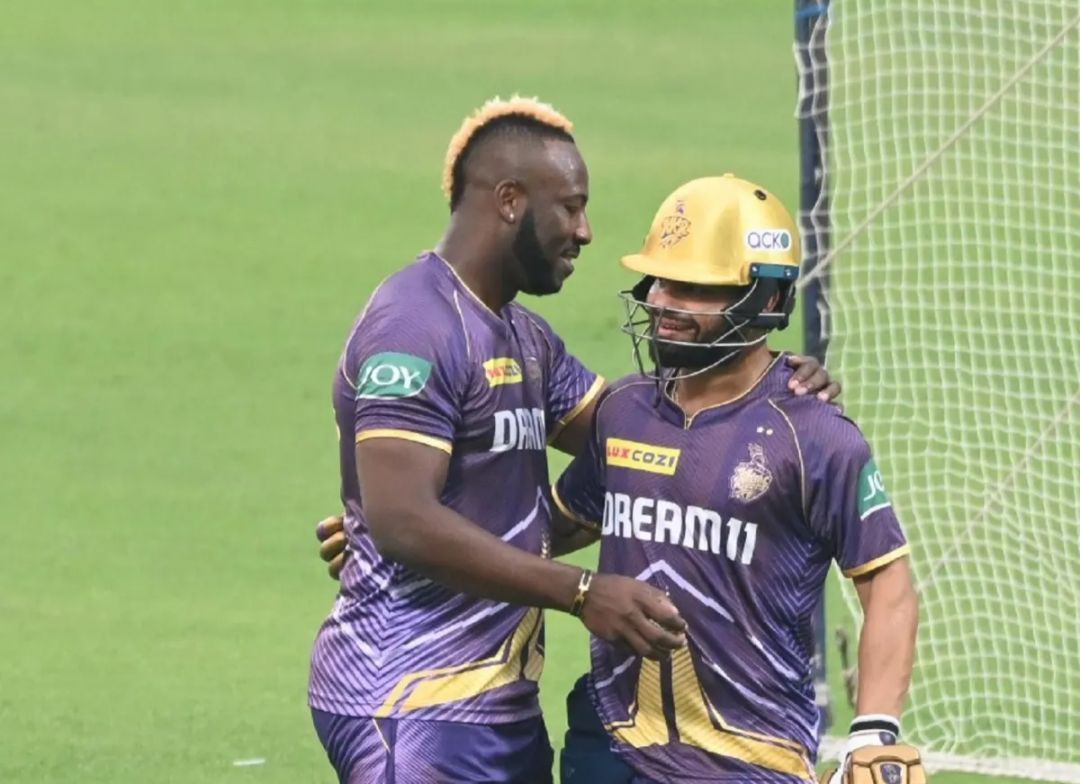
309;94;840;783
307;96;694;784
553;175;924;783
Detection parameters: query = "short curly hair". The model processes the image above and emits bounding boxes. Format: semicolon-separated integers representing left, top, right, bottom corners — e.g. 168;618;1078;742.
443;95;575;211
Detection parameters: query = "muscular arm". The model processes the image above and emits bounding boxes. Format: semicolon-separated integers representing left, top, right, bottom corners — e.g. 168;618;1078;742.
359;438;584;609
357;437;686;657
549;394;601;456
852;556;919;717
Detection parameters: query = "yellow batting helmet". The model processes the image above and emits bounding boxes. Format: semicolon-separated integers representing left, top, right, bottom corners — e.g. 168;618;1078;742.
621;173;800;286
619;174;801;378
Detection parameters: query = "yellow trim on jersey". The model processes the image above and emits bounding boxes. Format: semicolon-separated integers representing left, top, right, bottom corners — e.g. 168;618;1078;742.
681;352;786;428
355;429;453;455
606;647;814;781
523;608;545;682
551;484;600;532
767;400;807;518
548;375;606;444
373;607;543;717
843;544;912;578
606;658;669;746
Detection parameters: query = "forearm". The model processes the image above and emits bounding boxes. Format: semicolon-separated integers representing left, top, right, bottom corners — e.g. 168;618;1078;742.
371;500;583;611
855;567;919;716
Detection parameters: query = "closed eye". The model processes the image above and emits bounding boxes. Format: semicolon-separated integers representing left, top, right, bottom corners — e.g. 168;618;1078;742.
561;195;588;216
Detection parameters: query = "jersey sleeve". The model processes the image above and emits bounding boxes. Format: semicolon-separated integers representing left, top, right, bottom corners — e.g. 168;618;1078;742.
806;415;910;577
540;321;604;443
552;406;606;531
348;298;466;455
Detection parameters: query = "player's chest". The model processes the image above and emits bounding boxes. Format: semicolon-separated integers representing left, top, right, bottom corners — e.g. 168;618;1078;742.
457;333;548;455
596;413;803;561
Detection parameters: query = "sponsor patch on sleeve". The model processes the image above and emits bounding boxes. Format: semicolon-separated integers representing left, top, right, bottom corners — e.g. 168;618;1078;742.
356;352;433;399
857;457;892;519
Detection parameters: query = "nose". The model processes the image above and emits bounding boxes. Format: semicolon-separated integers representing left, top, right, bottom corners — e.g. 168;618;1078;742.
646;281;694;319
575;212;592;246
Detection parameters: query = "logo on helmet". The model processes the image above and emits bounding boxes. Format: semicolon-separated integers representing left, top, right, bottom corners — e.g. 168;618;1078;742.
745;228;792;251
880;762;905;784
659;200;691;248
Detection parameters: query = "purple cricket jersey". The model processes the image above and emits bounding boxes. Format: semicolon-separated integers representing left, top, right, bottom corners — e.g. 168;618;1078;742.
308;252;602;725
554;355;910;783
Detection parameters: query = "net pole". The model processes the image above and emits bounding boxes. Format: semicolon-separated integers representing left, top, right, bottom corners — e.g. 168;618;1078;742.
795;0;834;741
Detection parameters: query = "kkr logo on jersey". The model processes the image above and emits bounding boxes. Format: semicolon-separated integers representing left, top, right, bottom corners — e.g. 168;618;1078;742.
729;443;773;502
356;352;432;399
606;438;681;476
491;407;546;453
482;357;523;387
602;491;758;565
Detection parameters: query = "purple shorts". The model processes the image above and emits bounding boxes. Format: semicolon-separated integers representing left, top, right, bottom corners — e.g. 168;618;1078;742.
311;708;553;784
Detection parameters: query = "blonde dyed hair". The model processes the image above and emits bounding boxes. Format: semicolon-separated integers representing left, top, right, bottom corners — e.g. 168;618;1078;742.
442;95;574;204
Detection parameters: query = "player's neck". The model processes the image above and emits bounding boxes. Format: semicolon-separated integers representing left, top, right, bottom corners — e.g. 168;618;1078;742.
437;218;517;313
672;346;774;415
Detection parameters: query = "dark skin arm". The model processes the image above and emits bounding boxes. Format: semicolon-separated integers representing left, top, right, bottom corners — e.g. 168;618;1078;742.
317;515;348;580
353;437;687;658
318;501;600;570
785;353;841;401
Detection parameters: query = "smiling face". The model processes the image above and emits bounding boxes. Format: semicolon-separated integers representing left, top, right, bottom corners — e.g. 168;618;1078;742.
643;277;755;367
509;137;592;296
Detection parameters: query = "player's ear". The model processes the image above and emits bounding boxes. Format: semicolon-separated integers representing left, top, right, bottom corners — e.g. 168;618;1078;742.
494;179;525;224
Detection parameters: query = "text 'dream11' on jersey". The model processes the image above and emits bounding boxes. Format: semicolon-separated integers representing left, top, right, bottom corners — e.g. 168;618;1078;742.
554;356;908;783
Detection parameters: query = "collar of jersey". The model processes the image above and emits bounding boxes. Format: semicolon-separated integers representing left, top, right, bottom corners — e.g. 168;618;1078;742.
428;251;514;330
659;351;788;428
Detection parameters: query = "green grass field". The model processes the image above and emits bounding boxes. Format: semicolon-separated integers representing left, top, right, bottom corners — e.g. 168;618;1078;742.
2;1;1069;782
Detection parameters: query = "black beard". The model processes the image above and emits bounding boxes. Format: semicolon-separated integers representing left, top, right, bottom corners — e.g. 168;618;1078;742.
512;210;560;296
650;317;758;369
653;340;742;370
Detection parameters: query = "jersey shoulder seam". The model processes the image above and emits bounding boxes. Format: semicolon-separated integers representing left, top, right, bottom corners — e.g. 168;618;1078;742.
767;397;809;523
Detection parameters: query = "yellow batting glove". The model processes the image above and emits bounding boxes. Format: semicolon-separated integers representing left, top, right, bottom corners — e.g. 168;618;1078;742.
315;514;348;580
820;745;926;784
820;716;927;784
